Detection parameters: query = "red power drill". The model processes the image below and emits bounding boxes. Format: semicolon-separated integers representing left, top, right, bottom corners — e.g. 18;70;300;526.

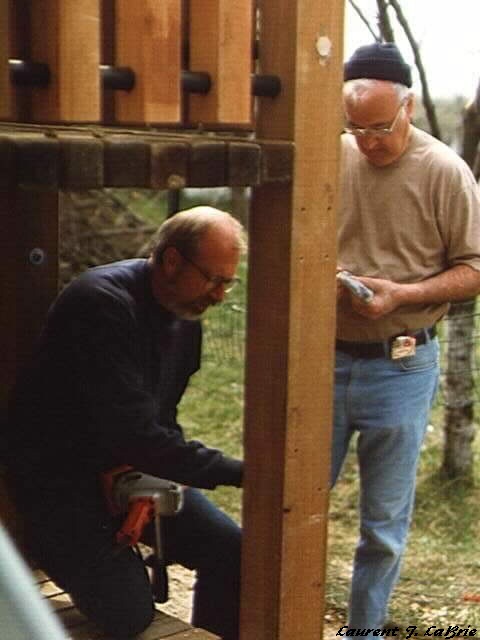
102;465;183;602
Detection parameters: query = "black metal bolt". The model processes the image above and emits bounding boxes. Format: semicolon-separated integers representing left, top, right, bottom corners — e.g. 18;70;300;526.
29;248;46;266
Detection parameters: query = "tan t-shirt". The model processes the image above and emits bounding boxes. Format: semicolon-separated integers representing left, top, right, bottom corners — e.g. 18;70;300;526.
338;126;480;341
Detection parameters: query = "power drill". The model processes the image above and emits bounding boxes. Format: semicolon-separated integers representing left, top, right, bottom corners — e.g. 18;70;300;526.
102;465;183;603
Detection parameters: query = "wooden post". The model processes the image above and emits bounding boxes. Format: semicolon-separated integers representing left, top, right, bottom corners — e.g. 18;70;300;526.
114;0;182;124
240;1;344;639
30;0;100;122
0;137;59;421
188;0;253;126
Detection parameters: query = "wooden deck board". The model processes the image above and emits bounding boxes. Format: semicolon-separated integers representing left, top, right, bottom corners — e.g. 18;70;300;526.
34;571;219;640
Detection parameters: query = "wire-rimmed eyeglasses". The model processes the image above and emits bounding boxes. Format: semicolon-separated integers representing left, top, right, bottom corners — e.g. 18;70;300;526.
180;252;240;294
344;98;407;138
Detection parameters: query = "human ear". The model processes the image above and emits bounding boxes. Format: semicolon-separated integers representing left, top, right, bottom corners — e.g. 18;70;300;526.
162;246;181;276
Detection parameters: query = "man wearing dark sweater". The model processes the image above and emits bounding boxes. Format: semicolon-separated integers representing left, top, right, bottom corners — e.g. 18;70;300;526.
5;206;245;640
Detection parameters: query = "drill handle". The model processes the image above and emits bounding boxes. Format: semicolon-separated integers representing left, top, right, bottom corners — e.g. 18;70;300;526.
116;498;153;547
150;556;169;603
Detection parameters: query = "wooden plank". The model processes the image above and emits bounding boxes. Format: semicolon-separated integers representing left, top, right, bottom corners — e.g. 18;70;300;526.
115;0;182;124
151;141;189;189
259;140;294;183
14;135;59;189
34;572;216;639
30;0;100;122
240;1;344;639
0;0;10;119
188;140;226;187
188;0;253;126
15;187;59;370
227;141;261;187
59;135;104;189
7;0;31;121
103;135;150;187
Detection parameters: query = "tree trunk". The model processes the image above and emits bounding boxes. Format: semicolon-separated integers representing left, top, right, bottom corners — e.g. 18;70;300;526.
441;95;480;480
442;300;476;479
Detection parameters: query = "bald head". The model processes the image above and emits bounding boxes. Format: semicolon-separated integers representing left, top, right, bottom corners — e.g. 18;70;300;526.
149;206;245;319
151;206;246;265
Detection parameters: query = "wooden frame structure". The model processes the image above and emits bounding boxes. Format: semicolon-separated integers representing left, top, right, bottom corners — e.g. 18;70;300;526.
0;1;345;638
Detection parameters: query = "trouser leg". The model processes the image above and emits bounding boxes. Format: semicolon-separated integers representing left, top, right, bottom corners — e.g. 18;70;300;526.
24;501;154;639
159;487;242;640
347;341;439;632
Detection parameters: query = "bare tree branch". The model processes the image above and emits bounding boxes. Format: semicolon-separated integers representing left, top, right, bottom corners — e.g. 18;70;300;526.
348;0;381;43
387;0;442;140
376;0;395;42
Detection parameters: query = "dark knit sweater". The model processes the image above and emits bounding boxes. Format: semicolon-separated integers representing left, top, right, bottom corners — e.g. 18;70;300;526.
6;259;242;500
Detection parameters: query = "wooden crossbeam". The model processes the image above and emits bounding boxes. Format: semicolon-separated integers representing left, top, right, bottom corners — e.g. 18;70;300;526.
0;127;288;189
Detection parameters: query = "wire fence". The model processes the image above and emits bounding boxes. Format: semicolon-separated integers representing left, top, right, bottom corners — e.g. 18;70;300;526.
201;298;480;407
60;189;480;409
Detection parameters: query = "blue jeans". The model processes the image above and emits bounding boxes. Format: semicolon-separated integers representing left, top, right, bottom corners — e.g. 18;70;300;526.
22;487;241;640
332;337;439;633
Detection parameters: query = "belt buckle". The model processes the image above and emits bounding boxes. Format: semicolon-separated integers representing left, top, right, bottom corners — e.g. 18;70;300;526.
390;335;416;360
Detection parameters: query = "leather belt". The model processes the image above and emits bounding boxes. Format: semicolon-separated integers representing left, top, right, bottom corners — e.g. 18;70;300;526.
336;326;437;359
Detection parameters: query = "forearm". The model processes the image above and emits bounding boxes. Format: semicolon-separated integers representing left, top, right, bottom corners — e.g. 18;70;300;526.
395;264;480;306
350;264;480;320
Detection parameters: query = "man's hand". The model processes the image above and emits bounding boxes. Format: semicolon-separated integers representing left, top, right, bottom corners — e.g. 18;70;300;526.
347;276;401;319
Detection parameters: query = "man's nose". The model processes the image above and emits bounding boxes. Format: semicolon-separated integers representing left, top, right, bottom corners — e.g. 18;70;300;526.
361;134;381;150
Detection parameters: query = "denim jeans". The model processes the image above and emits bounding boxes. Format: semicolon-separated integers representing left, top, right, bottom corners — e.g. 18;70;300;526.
22;487;241;640
332;337;439;634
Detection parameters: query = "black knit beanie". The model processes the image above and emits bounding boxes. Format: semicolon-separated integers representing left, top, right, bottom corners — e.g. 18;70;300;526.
344;42;412;88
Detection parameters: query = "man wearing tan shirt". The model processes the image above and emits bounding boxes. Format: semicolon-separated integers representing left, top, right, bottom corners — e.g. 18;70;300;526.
334;43;480;635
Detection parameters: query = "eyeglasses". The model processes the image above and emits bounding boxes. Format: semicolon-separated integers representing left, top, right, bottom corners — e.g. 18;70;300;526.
179;252;240;294
344;99;407;137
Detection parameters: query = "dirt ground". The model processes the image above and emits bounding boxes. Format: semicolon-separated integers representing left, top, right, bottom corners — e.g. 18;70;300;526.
163;565;341;638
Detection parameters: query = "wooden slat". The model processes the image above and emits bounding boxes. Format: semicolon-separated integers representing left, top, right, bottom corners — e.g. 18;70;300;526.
188;0;253;126
188;140;226;187
60;136;104;189
0;0;10;119
30;0;100;122
151;141;189;189
103;135;150;186
34;572;218;639
240;1;344;639
227;141;261;187
7;0;31;121
115;0;182;124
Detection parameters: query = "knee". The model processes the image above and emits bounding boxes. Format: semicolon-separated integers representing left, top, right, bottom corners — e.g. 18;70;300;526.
72;583;155;638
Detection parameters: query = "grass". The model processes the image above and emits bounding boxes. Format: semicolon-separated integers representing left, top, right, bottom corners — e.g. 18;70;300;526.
130;190;480;631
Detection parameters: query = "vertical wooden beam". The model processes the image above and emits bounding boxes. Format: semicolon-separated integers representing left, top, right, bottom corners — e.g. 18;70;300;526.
0;137;59;422
30;0;100;122
241;1;344;639
1;0;31;121
115;0;182;124
0;184;58;546
188;0;253;126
